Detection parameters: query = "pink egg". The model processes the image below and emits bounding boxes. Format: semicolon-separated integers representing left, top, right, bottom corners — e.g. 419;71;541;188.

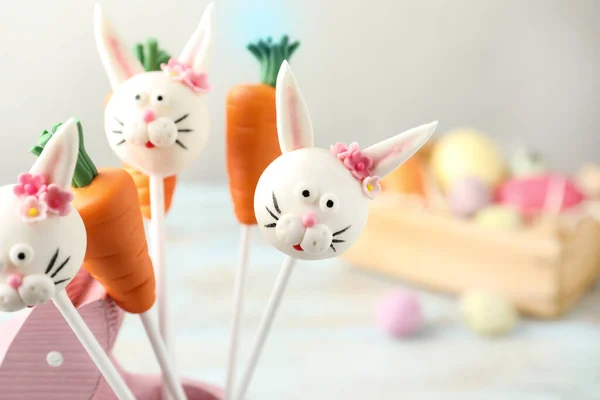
446;176;491;217
496;173;584;215
375;290;423;338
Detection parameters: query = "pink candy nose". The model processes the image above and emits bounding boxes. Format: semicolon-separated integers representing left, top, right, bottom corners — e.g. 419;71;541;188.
142;110;156;123
6;274;22;289
302;212;317;228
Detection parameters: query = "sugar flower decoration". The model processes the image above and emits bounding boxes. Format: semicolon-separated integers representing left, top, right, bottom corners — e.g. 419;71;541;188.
21;196;48;222
362;176;382;199
330;142;374;180
13;173;46;197
41;184;74;216
161;58;211;93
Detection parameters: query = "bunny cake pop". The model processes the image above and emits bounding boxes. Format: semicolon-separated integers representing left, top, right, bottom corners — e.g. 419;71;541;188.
236;62;437;400
254;61;438;261
95;2;214;178
0;119;85;312
0;118;135;400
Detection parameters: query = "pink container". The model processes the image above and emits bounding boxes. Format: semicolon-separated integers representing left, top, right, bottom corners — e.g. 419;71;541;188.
0;270;222;400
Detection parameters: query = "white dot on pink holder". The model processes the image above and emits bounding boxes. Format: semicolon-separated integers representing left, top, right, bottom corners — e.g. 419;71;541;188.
46;351;64;367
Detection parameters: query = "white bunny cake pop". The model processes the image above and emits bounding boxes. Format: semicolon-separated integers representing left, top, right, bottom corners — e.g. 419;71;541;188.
0;119;86;311
254;61;437;260
95;3;214;177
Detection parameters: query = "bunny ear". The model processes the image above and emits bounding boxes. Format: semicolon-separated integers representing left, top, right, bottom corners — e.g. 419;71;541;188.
178;2;214;75
362;121;438;179
276;61;314;153
29;118;80;190
94;4;145;90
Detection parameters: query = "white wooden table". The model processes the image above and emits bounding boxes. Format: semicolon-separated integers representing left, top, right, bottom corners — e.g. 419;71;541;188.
24;183;600;399
111;183;600;399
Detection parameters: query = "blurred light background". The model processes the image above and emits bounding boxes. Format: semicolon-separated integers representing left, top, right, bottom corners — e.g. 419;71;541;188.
0;0;598;183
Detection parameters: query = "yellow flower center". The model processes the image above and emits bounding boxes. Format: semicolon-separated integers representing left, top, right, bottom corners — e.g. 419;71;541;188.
28;208;38;217
366;184;373;192
170;71;178;76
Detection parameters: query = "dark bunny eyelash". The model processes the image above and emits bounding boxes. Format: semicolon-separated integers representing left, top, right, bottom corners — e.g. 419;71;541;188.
44;248;72;285
177;129;193;133
265;207;279;221
272;192;281;214
174;114;189;124
51;256;71;279
330;226;351;252
264;192;282;228
112;130;122;134
114;116;124;126
175;139;188;150
116;139;126;146
333;225;351;237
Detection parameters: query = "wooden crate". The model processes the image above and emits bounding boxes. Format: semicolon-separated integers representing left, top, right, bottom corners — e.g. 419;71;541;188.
341;196;600;319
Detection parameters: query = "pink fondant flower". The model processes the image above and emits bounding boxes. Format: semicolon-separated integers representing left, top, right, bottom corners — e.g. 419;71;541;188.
362;176;382;199
21;196;48;222
330;142;374;180
161;58;211;93
344;147;373;180
330;142;348;157
13;173;47;197
41;184;73;216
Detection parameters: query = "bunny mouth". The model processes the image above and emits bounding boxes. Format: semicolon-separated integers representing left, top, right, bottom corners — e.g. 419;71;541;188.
145;141;156;149
293;244;304;251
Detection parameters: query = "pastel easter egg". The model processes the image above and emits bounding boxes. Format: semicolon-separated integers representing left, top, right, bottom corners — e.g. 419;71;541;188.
446;176;491;217
460;290;518;336
509;148;548;178
496;173;585;215
475;205;523;231
430;129;505;190
375;290;423;338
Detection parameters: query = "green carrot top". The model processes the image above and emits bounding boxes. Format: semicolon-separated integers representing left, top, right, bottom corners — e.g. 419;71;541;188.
30;120;98;189
133;38;172;72
248;36;301;87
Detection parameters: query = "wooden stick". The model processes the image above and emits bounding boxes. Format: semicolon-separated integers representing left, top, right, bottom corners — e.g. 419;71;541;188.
53;290;135;400
235;255;296;400
140;311;188;400
225;224;252;400
149;175;173;400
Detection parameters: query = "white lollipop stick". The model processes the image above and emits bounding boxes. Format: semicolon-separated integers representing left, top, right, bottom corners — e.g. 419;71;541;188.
53;291;135;400
95;4;216;397
140;311;187;400
225;224;252;400
243;62;436;397
149;175;174;400
235;255;296;400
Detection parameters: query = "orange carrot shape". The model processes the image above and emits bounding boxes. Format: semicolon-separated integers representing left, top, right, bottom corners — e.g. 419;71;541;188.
105;38;178;220
224;35;300;400
226;36;300;224
31;120;188;400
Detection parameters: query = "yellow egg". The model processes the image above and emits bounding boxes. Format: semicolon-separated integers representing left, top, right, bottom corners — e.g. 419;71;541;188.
475;205;523;231
430;129;505;190
460;290;518;336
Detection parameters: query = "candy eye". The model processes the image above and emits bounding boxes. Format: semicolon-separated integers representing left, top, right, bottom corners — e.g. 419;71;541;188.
295;184;319;204
151;93;167;105
320;193;340;213
134;93;149;103
9;244;34;266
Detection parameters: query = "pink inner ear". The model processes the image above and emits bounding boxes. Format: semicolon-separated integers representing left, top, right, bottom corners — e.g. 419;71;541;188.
287;87;302;151
109;36;135;79
373;143;407;166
